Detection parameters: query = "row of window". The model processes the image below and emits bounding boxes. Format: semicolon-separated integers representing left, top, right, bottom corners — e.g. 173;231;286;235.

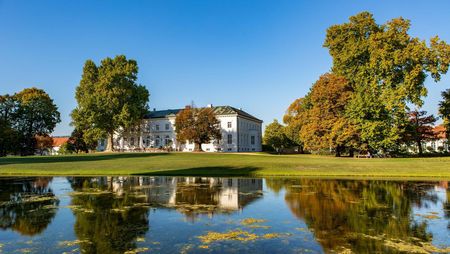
227;121;259;131
123;136;172;147
239;133;256;146
424;141;449;151
227;134;256;145
149;123;170;131
134;121;258;133
120;133;258;147
240;121;259;131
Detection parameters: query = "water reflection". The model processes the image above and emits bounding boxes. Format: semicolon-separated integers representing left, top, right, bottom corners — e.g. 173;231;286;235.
0;177;59;236
267;179;448;253
63;177;263;253
69;176;263;219
0;176;448;254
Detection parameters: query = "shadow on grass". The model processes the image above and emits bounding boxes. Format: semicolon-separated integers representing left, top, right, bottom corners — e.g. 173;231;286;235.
134;166;261;177
0;153;170;165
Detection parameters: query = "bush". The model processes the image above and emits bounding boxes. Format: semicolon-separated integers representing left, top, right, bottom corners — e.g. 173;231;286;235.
58;142;74;155
262;144;275;152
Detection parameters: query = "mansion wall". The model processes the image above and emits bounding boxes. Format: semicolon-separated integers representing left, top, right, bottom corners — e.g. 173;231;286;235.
100;111;263;153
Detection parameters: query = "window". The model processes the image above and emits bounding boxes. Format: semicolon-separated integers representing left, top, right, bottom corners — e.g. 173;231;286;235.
156;124;160;131
227;134;232;144
100;140;105;146
130;137;135;146
165;135;171;146
165;123;170;130
155;136;160;147
228;179;233;186
251;136;255;145
227;122;232;128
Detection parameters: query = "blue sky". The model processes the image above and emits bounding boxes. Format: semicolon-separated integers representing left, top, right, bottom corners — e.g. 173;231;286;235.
1;0;449;136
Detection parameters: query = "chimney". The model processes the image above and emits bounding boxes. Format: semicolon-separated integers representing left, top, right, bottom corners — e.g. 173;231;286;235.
207;104;213;108
153;108;156;111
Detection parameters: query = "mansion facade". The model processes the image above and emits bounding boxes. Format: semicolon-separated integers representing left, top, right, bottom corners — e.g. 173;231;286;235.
99;105;263;152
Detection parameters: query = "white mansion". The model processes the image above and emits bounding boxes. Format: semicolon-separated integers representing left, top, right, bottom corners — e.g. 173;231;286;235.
98;105;263;152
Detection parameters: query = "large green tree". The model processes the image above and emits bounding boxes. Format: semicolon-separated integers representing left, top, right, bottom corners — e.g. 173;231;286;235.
439;89;450;138
0;94;19;156
324;12;450;151
71;55;149;151
67;128;97;153
175;106;222;152
13;88;61;155
263;119;289;153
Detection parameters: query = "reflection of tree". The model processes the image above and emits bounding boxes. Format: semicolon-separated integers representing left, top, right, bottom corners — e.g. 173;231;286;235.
68;177;149;254
444;183;450;229
271;179;439;253
0;177;58;236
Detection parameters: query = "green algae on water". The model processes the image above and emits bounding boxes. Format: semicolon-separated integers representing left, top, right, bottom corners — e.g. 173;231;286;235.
241;218;267;226
198;229;258;244
124;247;150;253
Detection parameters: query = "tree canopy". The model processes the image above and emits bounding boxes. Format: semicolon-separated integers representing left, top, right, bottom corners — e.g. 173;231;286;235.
324;11;450;150
0;88;60;156
71;55;149;151
174;106;222;152
284;73;358;156
283;98;307;153
438;89;450;138
402;110;437;155
263;119;289;153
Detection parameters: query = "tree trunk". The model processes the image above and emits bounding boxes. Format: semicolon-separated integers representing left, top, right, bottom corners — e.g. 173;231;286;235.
335;145;341;157
349;148;354;158
106;132;114;152
298;145;304;154
416;139;423;155
194;142;203;152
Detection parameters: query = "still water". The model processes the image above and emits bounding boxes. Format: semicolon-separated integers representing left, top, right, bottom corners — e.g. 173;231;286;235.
0;177;449;254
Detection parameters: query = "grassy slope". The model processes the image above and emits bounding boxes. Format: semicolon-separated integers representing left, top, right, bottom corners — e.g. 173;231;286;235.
0;152;449;179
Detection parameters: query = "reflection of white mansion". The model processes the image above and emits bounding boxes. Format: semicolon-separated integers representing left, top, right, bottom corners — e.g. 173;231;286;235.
106;176;263;211
100;105;263;152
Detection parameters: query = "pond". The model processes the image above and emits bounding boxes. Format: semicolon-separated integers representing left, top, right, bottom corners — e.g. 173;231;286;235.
0;176;449;254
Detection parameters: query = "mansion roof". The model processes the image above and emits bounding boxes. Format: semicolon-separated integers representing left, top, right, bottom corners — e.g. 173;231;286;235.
52;136;70;147
144;106;262;122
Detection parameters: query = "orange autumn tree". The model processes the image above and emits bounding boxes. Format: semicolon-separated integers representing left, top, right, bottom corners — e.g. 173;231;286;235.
294;73;359;156
175;106;222;152
35;135;54;155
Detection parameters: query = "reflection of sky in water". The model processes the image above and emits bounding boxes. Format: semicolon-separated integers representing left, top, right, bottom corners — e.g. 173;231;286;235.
0;177;448;254
412;186;450;248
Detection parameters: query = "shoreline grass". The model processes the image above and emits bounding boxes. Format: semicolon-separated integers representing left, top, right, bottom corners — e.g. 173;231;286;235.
0;152;449;180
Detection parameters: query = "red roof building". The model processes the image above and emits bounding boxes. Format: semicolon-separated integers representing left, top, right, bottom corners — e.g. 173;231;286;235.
52;137;69;147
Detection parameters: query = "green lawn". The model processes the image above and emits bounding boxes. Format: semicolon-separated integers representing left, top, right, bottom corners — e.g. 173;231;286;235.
0;152;449;179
